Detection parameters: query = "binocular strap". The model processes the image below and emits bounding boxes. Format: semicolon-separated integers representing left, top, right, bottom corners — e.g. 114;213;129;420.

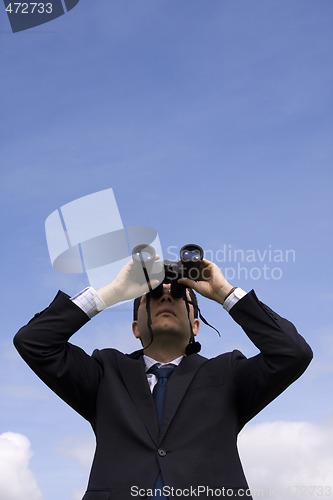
143;291;220;355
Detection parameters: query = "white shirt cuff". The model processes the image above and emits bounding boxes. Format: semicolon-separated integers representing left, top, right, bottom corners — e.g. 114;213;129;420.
70;287;106;319
223;288;247;312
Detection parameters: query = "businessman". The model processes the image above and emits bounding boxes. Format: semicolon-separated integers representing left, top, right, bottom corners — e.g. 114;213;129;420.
14;256;313;500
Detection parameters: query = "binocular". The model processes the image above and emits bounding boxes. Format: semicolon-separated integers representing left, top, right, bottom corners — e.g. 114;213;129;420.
132;244;204;298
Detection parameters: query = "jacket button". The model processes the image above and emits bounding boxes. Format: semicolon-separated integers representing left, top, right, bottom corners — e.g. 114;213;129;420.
158;448;167;457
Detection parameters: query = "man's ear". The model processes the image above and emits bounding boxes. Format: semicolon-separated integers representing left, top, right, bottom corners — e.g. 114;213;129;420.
132;321;140;339
193;318;200;336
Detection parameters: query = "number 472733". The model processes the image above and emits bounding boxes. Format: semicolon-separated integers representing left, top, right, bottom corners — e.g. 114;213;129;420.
5;3;53;14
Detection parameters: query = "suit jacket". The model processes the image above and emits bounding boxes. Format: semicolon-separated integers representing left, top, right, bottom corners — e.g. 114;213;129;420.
14;290;313;500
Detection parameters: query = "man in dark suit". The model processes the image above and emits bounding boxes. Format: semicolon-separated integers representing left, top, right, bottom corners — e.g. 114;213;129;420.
14;257;313;500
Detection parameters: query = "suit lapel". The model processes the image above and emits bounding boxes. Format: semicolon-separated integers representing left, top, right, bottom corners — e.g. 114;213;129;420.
119;351;160;446
159;353;207;442
119;351;208;445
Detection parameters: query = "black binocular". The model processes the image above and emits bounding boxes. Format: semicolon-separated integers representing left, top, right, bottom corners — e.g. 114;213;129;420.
132;244;204;298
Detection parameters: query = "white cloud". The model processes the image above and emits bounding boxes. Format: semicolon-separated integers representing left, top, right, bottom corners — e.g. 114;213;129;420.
0;432;43;500
57;434;95;469
238;420;333;499
56;435;95;500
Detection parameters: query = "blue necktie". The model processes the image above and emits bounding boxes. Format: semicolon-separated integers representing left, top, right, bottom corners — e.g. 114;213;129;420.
149;365;175;499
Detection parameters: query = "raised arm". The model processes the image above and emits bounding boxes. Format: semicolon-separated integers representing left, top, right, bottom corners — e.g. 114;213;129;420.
179;258;313;428
13;291;103;421
229;290;313;429
13;254;163;420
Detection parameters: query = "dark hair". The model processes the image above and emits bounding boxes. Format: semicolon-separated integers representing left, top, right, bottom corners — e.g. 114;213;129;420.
133;288;199;321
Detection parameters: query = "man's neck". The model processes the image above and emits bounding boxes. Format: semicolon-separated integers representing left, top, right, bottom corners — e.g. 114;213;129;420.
143;343;186;363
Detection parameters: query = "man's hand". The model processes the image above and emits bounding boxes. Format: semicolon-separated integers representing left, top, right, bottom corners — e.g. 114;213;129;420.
97;256;161;308
178;258;234;305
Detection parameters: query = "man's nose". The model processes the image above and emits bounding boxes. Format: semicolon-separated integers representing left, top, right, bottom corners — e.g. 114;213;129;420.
160;288;173;302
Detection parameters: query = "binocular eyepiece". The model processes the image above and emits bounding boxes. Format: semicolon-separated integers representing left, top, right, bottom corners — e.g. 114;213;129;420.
132;244;204;298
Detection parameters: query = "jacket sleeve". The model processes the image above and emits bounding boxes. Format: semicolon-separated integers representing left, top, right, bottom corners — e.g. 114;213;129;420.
13;291;103;422
229;290;313;430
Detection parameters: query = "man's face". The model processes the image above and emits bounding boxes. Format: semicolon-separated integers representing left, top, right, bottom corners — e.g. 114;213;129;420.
132;284;200;347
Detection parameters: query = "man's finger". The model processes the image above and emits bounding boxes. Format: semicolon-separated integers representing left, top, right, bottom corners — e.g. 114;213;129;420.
178;277;197;289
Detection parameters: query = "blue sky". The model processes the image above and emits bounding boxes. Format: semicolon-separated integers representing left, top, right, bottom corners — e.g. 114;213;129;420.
0;1;332;499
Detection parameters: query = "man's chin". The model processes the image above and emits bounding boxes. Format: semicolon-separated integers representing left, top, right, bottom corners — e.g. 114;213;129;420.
150;325;185;340
153;315;177;327
152;326;179;335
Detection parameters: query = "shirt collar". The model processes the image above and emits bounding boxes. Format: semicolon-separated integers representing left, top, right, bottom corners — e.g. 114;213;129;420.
143;354;184;372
